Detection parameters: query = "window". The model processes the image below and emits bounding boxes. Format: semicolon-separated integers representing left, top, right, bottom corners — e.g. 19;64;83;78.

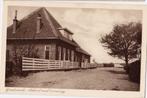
45;46;50;59
82;55;85;62
71;50;74;62
84;59;88;63
45;45;56;60
58;46;62;60
45;45;55;60
67;49;70;61
65;48;68;60
63;48;66;61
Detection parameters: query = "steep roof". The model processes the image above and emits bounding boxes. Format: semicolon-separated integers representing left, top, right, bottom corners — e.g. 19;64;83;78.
7;7;90;56
76;47;91;56
7;8;62;39
73;40;91;56
7;7;79;46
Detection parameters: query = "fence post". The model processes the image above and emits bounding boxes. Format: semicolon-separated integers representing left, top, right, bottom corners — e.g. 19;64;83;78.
32;58;34;70
66;61;68;69
20;57;23;73
60;61;63;69
61;61;63;69
48;60;50;69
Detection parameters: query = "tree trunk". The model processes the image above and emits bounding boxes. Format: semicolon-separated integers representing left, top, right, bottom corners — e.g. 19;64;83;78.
125;57;128;66
124;54;129;73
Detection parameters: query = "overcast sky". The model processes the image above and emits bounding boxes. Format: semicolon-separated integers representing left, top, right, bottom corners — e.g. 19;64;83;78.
7;6;142;63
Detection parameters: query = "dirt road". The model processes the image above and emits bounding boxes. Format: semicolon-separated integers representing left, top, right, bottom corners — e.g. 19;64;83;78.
6;67;139;91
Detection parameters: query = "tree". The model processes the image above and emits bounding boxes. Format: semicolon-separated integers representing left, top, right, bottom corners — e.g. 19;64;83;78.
100;22;142;67
12;44;40;64
9;43;39;73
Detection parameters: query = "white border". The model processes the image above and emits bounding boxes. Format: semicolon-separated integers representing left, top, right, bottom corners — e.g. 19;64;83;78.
1;1;147;98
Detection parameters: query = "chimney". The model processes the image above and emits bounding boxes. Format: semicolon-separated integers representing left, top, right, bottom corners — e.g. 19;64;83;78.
36;14;42;33
12;10;18;34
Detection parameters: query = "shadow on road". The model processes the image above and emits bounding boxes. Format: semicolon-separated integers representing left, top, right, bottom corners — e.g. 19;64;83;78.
117;77;130;81
107;69;127;74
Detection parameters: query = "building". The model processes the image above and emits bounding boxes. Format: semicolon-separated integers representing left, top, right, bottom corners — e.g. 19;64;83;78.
6;7;90;70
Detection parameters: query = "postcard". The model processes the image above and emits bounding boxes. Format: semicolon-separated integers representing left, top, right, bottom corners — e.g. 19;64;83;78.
0;1;146;98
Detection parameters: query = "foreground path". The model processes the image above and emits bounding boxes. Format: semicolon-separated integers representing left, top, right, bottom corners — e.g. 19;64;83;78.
6;67;139;91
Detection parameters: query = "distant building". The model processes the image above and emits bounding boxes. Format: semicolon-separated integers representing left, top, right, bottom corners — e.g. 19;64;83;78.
6;7;90;68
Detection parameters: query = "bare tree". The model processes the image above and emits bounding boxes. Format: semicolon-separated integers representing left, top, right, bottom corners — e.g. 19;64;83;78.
11;43;40;66
100;22;142;67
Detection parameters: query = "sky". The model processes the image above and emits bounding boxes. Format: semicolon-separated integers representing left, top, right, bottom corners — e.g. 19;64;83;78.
7;6;142;63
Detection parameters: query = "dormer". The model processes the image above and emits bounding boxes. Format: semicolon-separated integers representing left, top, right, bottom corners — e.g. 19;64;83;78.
58;28;73;40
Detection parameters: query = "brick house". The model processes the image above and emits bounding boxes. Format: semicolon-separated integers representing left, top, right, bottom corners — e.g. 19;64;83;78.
6;7;90;71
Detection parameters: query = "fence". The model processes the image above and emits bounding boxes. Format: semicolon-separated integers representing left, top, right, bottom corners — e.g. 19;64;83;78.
22;57;79;71
81;62;97;68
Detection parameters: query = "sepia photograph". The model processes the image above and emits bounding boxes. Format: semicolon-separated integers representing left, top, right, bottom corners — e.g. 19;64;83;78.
4;5;143;92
